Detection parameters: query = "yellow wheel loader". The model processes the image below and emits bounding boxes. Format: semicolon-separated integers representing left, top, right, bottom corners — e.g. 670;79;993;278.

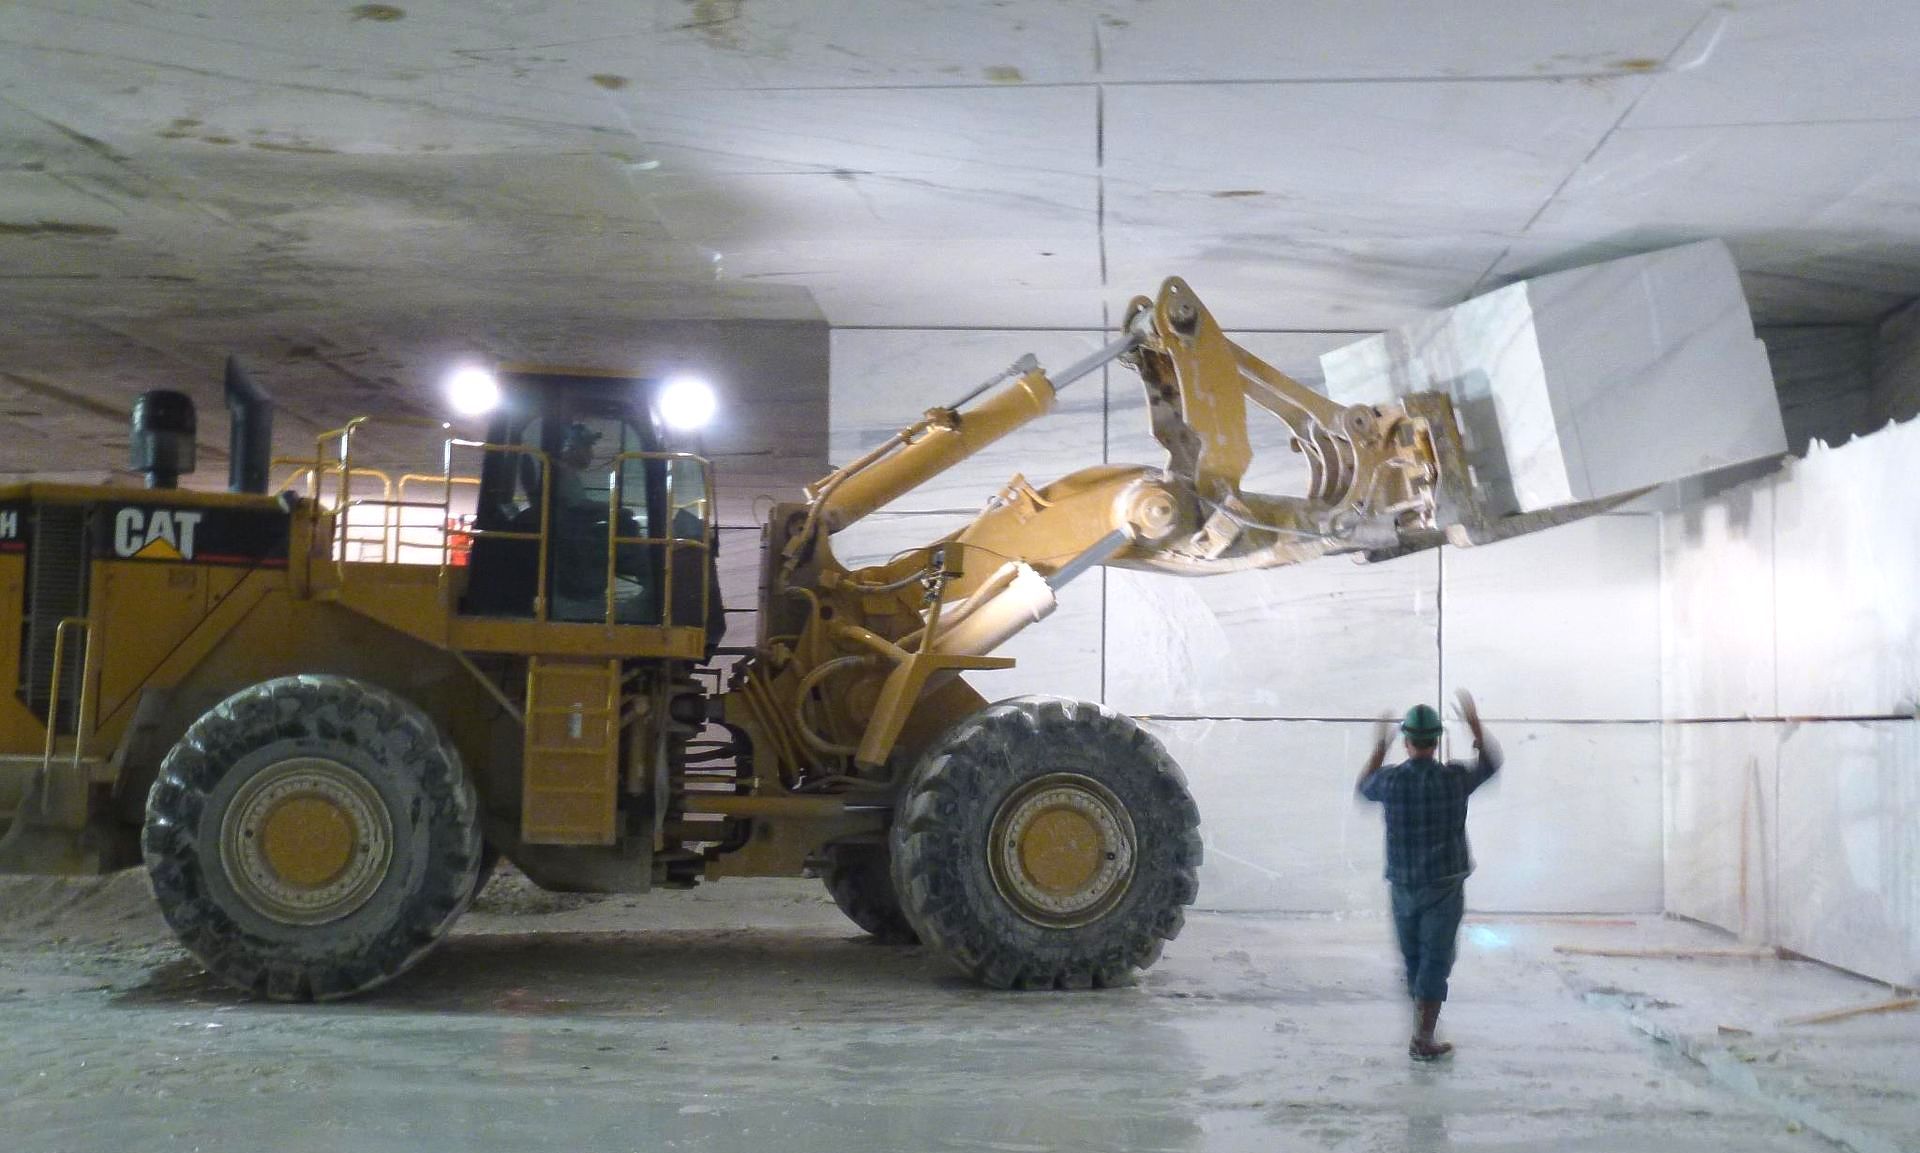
0;279;1594;999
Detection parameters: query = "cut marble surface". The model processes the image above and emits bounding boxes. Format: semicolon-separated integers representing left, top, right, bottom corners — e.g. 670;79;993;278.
1460;722;1665;913
1105;550;1437;720
1772;417;1920;718
1146;718;1664;914
1776;719;1920;988
828;329;1109;514
603;85;1097;177
1530;121;1920;306
1663;722;1781;942
1442;516;1662;722
1660;480;1777;720
1104;80;1647;236
1624;1;1920;127
1323;241;1784;515
1098;2;1705;83
827;511;1103;704
1759;326;1875;454
1874;298;1920;426
1140;719;1390;914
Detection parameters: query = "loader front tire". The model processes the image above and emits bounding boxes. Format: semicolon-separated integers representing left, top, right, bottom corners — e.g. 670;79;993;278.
822;843;918;944
889;697;1202;989
143;675;482;1001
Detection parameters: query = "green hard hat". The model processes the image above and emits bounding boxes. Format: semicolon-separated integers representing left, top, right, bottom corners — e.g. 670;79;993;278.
1400;704;1444;740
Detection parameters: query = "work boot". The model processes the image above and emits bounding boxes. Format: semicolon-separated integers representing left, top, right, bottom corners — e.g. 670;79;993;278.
1409;999;1453;1061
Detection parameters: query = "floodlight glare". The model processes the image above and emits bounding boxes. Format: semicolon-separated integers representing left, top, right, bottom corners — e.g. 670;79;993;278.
658;375;717;431
445;366;501;416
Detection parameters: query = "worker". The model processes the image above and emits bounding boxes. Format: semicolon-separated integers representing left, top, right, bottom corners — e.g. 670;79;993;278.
1355;689;1502;1061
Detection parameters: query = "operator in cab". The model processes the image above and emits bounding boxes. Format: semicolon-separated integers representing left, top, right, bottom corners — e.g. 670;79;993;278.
1354;690;1503;1062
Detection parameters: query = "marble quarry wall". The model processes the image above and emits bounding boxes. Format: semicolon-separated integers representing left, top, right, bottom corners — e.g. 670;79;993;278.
1663;417;1920;988
830;328;1668;917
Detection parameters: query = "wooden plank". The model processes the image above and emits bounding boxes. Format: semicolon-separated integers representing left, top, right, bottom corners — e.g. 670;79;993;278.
1778;997;1920;1028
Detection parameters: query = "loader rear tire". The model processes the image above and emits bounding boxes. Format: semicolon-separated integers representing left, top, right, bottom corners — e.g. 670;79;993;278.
889;696;1202;990
142;675;482;1001
822;843;918;944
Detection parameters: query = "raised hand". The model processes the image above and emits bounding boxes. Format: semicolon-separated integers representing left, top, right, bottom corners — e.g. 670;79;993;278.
1455;690;1482;741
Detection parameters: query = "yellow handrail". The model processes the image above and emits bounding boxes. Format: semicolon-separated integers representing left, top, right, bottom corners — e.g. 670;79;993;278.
446;441;553;621
40;617;96;813
604;451;715;629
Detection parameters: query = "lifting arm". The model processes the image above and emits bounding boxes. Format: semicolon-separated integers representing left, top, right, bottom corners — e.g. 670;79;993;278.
744;276;1602;777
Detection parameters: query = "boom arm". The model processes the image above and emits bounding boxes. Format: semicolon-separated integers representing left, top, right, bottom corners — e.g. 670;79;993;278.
736;277;1607;779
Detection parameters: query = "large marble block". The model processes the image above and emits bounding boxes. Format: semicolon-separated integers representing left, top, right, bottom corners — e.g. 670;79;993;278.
1660;480;1777;720
1147;718;1663;914
1105;549;1437;720
1663;723;1780;941
1461;722;1665;913
1442;516;1661;722
827;511;1103;704
829;329;1108;513
1776;720;1920;988
1772;417;1920;718
1321;240;1785;515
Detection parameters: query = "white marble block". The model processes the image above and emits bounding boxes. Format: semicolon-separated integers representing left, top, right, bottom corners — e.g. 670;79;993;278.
1141;719;1389;913
1460;722;1664;913
1322;240;1785;515
1145;718;1662;914
1105;549;1437;719
1772;416;1920;718
1663;722;1781;941
1776;720;1920;988
1442;515;1661;722
1660;480;1778;720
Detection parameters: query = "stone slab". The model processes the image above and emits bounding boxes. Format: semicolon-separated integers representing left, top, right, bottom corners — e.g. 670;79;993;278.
1772;417;1920;718
1106;550;1437;720
1663;722;1781;942
1442;516;1661;722
1776;720;1920;988
1145;718;1663;915
1322;240;1785;516
1660;480;1777;720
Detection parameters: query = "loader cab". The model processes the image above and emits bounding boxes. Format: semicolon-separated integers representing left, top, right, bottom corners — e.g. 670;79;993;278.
458;368;718;631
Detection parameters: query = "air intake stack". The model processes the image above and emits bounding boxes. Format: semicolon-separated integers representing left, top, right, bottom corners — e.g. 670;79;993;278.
129;390;197;490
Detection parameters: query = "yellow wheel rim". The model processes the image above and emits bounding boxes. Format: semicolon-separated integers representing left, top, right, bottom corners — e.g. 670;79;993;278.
989;773;1136;928
259;796;355;888
220;757;393;925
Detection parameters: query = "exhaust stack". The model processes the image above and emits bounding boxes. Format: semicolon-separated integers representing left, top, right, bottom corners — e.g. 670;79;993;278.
224;356;274;494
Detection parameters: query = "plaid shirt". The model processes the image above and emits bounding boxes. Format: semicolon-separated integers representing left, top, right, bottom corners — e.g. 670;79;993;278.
1358;739;1503;886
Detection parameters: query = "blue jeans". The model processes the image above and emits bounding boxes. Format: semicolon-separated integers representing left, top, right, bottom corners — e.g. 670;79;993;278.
1391;878;1465;1002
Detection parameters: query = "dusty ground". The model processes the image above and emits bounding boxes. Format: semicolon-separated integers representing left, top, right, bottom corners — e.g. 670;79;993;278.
1;869;1913;1153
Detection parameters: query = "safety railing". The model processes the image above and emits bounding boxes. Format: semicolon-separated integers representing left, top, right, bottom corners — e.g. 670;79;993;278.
603;451;716;630
444;440;552;620
295;418;712;633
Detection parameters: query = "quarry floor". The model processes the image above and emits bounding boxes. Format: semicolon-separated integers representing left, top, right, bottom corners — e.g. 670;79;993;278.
0;871;1914;1153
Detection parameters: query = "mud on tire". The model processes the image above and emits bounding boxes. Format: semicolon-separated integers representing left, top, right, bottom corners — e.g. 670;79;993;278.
142;675;482;1001
822;843;918;944
889;696;1202;990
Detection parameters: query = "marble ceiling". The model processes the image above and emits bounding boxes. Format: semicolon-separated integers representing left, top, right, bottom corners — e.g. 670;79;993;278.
1;0;1917;484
